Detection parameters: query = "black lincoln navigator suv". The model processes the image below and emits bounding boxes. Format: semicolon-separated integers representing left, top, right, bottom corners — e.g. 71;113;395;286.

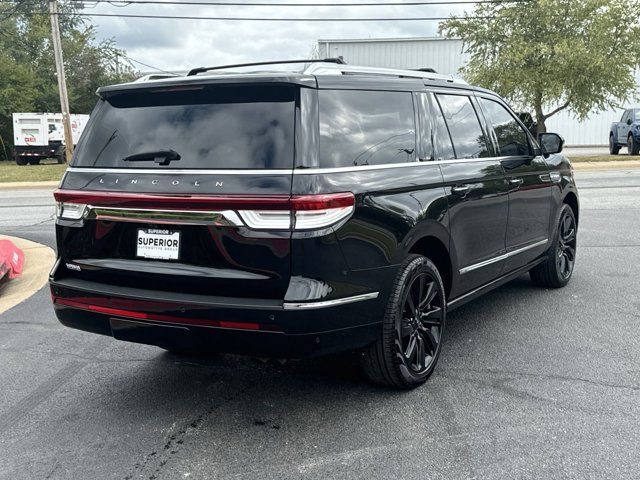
50;59;579;389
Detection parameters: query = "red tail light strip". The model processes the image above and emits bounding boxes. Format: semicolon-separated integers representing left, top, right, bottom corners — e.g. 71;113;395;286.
53;296;280;332
290;193;355;210
54;189;355;211
54;190;291;211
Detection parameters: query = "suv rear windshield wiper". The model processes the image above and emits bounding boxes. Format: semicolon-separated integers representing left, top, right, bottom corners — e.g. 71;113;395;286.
122;149;181;166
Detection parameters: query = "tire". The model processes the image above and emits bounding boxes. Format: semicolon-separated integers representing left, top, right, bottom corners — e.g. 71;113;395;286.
628;135;640;156
530;204;577;288
609;134;620;155
56;147;66;164
15;156;28;166
361;254;446;389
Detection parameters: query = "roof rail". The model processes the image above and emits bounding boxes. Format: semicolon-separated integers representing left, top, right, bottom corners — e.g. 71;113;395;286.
304;62;467;84
186;58;346;77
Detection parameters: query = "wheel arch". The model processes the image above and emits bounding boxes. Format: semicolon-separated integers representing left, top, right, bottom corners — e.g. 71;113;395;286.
563;191;579;226
406;233;453;300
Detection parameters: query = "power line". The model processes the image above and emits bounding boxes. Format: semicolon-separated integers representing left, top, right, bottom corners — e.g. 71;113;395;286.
46;12;488;20
72;0;516;5
122;53;176;74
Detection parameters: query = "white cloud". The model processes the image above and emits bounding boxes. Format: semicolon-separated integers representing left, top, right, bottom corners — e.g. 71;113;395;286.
88;1;471;72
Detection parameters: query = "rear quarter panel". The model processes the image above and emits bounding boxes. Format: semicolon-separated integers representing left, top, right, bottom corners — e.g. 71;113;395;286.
290;164;450;306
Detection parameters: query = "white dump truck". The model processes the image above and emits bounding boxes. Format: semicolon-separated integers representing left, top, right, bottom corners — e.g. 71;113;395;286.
12;113;89;165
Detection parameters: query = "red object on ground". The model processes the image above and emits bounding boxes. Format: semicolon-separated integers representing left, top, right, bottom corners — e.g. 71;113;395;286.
0;240;25;281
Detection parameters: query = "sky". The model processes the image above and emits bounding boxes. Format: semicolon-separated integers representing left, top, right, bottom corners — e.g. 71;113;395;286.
84;1;471;73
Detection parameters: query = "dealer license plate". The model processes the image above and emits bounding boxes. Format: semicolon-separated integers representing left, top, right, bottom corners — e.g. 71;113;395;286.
136;229;180;260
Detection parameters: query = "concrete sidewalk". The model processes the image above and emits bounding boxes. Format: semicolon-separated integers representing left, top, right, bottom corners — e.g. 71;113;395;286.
0;235;55;315
0;180;59;190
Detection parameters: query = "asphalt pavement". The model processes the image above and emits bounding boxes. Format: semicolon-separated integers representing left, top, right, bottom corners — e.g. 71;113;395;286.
0;170;639;479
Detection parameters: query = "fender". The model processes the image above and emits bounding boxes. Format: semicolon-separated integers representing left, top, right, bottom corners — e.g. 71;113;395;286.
402;219;456;269
401;218;459;298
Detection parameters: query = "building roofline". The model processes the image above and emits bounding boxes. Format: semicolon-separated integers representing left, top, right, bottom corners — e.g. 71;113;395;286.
317;37;462;44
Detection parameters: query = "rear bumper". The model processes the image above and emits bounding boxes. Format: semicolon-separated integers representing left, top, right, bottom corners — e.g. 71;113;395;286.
50;278;384;358
13;145;62;157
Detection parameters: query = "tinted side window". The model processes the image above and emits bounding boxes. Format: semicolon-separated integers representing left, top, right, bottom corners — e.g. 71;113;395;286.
427;93;455;161
621;110;630;123
319;90;416;167
436;94;490;159
480;98;532;157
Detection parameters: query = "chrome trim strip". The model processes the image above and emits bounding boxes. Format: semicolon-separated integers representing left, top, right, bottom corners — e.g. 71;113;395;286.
86;206;244;226
459;239;548;275
66;167;290;176
66;158;512;177
283;292;379;310
448;256;547;310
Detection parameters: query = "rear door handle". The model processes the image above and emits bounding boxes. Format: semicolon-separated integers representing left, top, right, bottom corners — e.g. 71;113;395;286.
451;184;471;196
508;177;524;187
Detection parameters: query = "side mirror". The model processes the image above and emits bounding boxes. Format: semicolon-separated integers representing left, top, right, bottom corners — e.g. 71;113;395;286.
627;118;632;125
538;132;564;155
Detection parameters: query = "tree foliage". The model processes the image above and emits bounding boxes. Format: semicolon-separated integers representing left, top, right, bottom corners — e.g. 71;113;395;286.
0;1;137;160
440;0;640;132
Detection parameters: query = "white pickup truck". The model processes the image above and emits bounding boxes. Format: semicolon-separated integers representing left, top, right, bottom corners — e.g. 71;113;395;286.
12;113;89;165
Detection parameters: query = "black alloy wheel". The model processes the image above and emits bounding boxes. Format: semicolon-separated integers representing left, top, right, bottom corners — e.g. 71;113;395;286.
397;269;443;375
361;254;446;389
557;209;577;281
530;204;577;288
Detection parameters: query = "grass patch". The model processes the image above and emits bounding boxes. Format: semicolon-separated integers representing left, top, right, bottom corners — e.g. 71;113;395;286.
0;159;67;183
566;155;639;163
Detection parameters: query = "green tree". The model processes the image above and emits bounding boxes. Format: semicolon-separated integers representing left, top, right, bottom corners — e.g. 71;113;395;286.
0;1;137;160
440;0;640;132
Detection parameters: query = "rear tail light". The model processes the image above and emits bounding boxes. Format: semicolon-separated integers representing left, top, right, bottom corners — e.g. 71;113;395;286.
54;190;355;231
238;193;355;230
56;202;86;220
290;193;355;230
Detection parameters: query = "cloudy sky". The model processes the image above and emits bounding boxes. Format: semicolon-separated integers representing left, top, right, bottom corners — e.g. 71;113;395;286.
84;1;471;72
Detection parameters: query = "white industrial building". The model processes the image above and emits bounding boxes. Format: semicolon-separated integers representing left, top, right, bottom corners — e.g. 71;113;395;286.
318;37;640;147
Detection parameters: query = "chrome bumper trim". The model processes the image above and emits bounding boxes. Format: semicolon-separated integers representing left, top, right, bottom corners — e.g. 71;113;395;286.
283;292;379;310
86;206;244;226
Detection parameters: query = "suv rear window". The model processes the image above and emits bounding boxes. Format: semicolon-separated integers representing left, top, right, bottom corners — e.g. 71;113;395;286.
72;85;296;169
319;90;416;168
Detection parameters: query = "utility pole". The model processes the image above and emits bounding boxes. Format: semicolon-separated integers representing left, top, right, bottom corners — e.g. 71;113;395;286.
49;0;74;163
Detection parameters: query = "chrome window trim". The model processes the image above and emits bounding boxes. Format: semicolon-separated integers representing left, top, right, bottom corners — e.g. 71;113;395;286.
283;292;379;310
66;157;512;177
459;239;549;275
66;167;291;176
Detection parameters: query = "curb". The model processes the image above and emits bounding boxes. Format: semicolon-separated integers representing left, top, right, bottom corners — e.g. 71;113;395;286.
572;160;640;171
0;235;55;315
0;181;60;189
